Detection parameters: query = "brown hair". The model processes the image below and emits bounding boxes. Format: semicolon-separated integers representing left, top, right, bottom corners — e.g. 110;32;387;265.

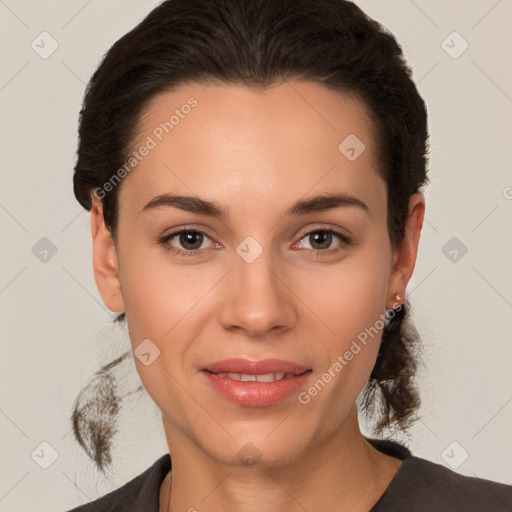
71;0;428;472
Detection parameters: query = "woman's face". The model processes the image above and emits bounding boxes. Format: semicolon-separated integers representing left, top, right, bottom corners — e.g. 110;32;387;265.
92;81;423;467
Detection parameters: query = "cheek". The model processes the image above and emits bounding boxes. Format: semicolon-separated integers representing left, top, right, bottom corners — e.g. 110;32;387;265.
294;239;391;407
295;241;390;340
119;240;218;339
118;246;218;408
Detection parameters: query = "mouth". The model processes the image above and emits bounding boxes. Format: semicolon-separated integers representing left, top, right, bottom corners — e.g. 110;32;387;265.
202;358;312;407
203;357;311;375
205;371;304;382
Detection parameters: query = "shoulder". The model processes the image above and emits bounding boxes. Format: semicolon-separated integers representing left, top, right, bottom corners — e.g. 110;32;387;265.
373;451;512;512
64;453;171;512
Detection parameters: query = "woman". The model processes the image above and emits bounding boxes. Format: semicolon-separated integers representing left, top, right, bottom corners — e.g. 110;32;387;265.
67;0;512;510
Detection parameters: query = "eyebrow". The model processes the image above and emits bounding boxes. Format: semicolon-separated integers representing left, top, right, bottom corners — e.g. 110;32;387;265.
140;192;370;218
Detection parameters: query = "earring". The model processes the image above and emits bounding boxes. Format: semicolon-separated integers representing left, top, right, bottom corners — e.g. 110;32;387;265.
387;293;403;311
393;293;404;310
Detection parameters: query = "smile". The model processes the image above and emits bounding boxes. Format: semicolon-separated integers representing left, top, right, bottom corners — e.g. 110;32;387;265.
212;372;295;382
203;370;311;407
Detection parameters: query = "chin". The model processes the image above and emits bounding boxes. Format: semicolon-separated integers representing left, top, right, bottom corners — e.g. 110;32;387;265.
203;429;311;469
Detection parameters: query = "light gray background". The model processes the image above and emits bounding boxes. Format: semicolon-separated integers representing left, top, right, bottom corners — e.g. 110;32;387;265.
1;0;511;510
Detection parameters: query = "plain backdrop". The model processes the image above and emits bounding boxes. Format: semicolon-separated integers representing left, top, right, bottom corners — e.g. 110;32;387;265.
0;0;511;510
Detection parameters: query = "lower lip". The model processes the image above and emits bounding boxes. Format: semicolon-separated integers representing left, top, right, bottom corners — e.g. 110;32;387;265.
203;370;312;407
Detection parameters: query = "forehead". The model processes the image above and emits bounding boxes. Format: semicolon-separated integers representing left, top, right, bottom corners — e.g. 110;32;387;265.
119;80;385;218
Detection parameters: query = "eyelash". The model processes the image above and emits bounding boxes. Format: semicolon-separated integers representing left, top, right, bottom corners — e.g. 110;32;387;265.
157;228;352;258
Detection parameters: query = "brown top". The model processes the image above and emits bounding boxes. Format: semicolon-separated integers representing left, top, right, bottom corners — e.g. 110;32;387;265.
66;437;512;512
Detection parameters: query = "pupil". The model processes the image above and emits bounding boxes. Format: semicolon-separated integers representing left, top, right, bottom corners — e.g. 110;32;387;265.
180;232;202;250
311;231;331;250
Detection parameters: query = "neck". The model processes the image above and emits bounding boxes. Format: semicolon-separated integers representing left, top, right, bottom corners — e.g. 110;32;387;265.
160;407;402;512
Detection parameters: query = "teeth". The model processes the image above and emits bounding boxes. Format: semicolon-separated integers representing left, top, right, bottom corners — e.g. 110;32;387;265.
216;372;289;382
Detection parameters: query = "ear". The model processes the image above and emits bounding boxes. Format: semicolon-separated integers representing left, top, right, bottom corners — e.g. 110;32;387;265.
90;197;125;313
386;192;425;309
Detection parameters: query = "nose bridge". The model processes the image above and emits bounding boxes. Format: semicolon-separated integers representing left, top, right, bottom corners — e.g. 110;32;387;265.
221;236;295;336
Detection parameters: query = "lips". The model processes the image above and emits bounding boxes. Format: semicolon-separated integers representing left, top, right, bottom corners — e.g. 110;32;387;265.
202;358;312;407
204;358;310;375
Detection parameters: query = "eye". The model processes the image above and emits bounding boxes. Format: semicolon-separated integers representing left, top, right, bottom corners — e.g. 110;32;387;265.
159;229;214;256
158;227;351;258
295;229;351;255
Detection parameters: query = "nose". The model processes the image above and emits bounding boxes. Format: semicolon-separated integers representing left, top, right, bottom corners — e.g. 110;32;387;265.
218;247;297;338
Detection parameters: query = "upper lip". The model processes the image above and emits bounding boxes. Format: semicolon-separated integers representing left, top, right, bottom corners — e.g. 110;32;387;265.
204;358;311;375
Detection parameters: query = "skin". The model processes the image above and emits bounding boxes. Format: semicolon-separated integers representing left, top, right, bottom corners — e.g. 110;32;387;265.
90;80;424;511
